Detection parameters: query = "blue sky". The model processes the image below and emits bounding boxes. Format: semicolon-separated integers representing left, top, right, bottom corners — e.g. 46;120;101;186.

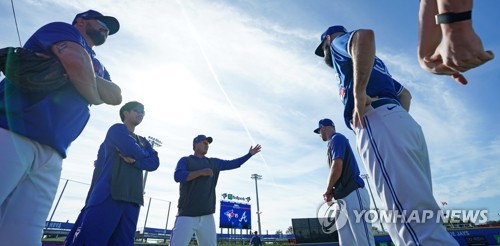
1;0;499;234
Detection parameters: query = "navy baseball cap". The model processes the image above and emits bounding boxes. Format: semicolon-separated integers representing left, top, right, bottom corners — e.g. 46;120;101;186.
314;25;347;57
314;118;335;134
72;10;120;35
193;135;213;144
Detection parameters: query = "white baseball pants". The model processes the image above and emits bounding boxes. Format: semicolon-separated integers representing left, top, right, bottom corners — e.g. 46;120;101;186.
354;102;458;246
170;214;217;246
0;128;63;246
338;187;375;246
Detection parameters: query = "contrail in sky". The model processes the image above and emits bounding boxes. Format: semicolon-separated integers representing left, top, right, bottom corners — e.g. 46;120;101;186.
176;0;275;182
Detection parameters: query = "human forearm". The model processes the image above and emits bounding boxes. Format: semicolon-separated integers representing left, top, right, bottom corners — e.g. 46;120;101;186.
174;157;213;182
418;0;441;64
351;30;375;98
436;0;472;13
217;153;252;171
51;41;103;105
326;159;343;193
347;29;377;128
185;168;212;182
437;0;474;41
109;125;150;159
96;76;122;105
185;170;203;182
134;150;159;171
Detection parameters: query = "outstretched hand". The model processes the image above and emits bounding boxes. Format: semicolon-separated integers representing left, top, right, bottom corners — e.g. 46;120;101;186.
423;27;494;85
249;144;262;155
420;57;469;85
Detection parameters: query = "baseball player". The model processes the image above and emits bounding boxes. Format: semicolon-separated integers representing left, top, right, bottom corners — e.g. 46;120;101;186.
314;118;375;245
68;101;160;245
0;9;121;245
314;25;458;245
171;135;261;246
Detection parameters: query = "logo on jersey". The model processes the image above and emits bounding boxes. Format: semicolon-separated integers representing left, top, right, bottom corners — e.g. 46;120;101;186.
387;105;397;110
92;59;105;77
339;86;346;101
373;58;391;77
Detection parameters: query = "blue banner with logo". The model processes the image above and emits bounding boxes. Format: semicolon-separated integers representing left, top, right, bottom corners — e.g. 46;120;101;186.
219;201;251;229
45;221;74;230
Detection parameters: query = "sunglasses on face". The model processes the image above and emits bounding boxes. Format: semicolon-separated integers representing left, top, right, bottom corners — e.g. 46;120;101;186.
95;19;109;29
195;140;209;145
132;108;145;115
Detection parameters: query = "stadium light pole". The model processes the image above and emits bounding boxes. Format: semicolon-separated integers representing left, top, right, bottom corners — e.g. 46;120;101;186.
144;136;162;194
165;201;172;230
47;179;69;226
360;174;385;233
143;197;152;239
251;174;263;235
164;201;172;244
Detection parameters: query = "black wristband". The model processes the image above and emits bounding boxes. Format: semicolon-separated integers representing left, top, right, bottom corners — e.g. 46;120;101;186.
435;11;472;24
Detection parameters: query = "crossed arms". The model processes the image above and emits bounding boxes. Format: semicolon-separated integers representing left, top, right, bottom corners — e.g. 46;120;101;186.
51;41;121;105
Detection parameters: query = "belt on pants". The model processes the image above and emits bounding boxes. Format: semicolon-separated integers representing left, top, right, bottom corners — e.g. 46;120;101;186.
371;98;400;109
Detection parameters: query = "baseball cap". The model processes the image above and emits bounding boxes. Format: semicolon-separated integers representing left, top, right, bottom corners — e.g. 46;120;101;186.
314;25;347;57
193;135;213;144
72;10;120;35
313;118;335;134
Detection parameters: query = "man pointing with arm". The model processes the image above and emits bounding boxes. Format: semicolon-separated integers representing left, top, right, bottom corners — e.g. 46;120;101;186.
171;135;261;246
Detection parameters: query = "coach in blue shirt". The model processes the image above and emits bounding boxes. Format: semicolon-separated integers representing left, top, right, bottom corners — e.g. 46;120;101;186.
0;9;121;245
171;135;261;246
